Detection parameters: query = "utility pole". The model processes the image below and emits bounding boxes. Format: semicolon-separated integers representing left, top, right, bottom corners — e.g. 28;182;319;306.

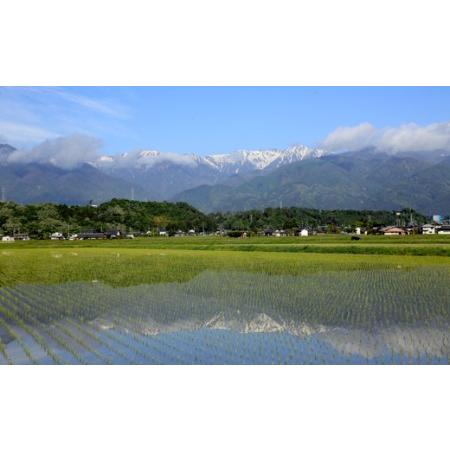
131;187;135;201
1;186;5;202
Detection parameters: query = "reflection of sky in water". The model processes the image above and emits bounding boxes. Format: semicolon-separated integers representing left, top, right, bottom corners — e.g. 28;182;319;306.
0;269;449;364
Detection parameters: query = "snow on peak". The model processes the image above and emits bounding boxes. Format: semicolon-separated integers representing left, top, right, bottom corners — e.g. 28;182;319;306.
98;155;114;163
95;144;325;172
204;145;325;172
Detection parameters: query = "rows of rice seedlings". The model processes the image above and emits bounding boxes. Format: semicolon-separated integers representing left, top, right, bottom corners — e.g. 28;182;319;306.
0;289;71;364
24;282;166;363
14;284;140;364
35;282;218;364
1;266;448;364
1;287;88;363
11;285;115;364
45;284;192;364
0;320;16;364
26;284;189;364
0;296;45;364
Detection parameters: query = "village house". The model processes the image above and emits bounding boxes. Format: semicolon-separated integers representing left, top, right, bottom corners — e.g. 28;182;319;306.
300;229;309;237
77;232;106;240
1;236;15;242
14;233;30;241
105;230;121;239
421;224;437;234
437;225;450;235
381;226;406;236
50;232;65;240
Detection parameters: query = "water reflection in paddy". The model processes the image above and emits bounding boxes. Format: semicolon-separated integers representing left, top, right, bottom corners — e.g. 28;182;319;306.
0;269;449;364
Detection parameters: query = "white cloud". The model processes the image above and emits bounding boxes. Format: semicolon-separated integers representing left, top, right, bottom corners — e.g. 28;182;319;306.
0;120;59;144
320;122;376;152
321;121;450;153
8;134;102;169
378;122;450;152
97;149;200;169
49;88;129;119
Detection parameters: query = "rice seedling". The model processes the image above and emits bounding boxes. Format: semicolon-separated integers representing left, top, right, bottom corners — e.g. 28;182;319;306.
0;241;448;364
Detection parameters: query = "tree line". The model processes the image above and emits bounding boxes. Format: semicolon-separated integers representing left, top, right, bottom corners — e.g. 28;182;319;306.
0;198;427;238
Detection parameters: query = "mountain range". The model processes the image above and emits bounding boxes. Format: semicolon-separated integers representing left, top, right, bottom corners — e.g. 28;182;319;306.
1;143;449;214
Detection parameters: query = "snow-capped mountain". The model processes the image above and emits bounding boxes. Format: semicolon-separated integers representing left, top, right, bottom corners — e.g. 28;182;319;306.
91;145;323;200
95;144;324;173
0;141;326;203
207;145;324;172
91;145;325;199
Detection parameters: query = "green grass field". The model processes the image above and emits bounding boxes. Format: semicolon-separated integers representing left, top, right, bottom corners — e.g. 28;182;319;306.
1;235;450;286
0;235;449;364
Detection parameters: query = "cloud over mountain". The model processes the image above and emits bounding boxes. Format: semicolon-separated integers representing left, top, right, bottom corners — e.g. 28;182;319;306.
321;121;450;153
8;133;102;169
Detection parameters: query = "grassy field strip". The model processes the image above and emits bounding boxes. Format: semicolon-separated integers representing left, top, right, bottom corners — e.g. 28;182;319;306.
8;235;450;249
1;248;448;291
181;244;450;257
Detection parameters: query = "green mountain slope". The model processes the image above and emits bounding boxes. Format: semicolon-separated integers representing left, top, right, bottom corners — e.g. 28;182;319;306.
173;151;449;213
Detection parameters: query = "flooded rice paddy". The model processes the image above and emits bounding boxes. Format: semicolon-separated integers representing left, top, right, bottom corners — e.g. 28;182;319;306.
0;268;449;364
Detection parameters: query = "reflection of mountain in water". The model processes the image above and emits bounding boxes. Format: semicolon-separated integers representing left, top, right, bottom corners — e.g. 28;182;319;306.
0;269;448;364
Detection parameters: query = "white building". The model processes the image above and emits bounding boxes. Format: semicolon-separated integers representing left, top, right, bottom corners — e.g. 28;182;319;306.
422;224;436;235
50;232;64;240
1;236;15;242
355;227;361;235
437;225;450;235
300;229;309;237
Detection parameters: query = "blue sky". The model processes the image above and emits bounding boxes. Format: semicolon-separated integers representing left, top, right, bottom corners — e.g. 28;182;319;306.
1;86;450;155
